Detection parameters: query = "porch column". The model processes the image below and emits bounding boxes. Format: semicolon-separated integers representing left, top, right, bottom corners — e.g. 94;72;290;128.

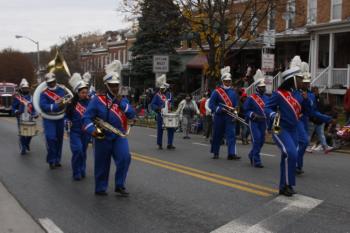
328;33;335;88
310;33;319;80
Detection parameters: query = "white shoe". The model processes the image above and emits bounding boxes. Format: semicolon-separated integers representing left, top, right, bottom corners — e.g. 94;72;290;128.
324;146;333;154
313;145;323;151
306;145;313;153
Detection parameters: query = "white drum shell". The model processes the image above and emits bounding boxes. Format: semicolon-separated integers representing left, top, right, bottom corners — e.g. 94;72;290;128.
19;121;37;137
33;82;73;120
163;113;179;128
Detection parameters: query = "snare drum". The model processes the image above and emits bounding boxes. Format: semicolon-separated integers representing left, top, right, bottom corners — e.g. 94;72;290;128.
162;113;179;128
19;121;38;137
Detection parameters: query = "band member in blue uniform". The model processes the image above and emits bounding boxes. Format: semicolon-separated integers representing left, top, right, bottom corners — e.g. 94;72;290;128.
40;73;67;169
265;66;311;196
151;74;175;150
209;66;241;160
244;70;268;168
65;73;91;181
296;61;333;174
12;78;37;155
83;60;136;196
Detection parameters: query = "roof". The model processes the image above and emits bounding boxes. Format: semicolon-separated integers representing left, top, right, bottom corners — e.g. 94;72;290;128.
306;20;350;32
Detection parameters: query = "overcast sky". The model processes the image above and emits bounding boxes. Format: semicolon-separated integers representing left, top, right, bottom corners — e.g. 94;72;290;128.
0;0;130;52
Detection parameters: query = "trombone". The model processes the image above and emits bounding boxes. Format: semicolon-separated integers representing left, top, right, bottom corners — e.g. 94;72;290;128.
219;103;249;127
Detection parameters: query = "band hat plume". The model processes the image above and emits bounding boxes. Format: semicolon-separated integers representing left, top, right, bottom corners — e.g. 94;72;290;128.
300;62;311;83
69;73;88;93
19;78;29;88
82;72;92;85
103;60;122;84
156;74;169;88
253;69;266;87
44;72;56;83
281;66;302;82
289;55;302;69
221;66;232;81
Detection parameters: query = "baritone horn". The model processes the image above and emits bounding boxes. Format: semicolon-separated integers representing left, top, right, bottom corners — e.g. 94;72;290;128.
47;49;71;77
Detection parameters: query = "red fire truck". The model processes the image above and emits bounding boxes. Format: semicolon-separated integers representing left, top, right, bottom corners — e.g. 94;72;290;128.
0;82;17;116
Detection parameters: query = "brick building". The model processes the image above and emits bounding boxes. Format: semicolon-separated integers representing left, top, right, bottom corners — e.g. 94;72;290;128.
79;30;136;88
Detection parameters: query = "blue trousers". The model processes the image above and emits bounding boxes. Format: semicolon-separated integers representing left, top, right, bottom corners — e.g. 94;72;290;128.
16;118;32;154
93;137;131;193
70;131;90;179
248;120;266;166
272;129;298;189
43;119;64;164
156;113;174;146
297;121;309;169
211;115;236;156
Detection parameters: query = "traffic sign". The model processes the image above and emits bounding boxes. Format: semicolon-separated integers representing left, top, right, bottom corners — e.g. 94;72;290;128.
153;55;169;73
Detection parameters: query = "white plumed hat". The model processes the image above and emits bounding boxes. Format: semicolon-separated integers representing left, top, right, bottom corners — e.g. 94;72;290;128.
19;78;29;88
300;62;311;83
82;72;92;84
69;73;88;93
103;60;122;84
290;55;302;69
45;72;56;83
253;69;266;87
156;74;169;88
220;66;232;81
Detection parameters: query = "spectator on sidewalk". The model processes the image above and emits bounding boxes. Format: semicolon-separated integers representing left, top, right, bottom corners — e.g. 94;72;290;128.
199;92;209;135
176;94;200;139
344;87;350;124
239;92;249;145
204;92;213;140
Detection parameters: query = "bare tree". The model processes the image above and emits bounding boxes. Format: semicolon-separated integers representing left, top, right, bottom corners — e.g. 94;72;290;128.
176;0;282;86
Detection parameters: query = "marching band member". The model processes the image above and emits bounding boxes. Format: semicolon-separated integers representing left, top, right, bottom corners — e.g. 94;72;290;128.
296;61;333;174
83;60;135;196
243;70;268;168
39;73;66;169
151;75;176;150
265;65;311;196
83;72;96;98
65;73;91;181
12;78;37;155
209;66;241;160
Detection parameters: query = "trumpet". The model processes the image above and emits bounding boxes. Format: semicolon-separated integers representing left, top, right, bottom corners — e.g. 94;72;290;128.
272;111;281;134
56;93;73;105
94;117;130;138
219;103;249;127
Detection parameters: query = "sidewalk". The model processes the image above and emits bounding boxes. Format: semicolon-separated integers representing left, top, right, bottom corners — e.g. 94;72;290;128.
0;181;45;233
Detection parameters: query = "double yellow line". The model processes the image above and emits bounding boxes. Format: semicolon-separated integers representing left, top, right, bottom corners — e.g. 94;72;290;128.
132;152;278;197
1;117;278;197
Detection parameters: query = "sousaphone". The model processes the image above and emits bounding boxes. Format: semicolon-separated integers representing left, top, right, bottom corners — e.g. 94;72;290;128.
33;49;73;120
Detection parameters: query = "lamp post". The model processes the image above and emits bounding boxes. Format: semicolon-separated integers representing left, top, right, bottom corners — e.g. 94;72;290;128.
15;35;41;82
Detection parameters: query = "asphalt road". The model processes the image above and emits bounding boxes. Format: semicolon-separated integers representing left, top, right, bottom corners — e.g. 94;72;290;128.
0;116;349;233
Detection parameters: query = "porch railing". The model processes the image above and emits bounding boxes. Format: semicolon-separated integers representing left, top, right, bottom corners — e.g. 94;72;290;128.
311;67;329;90
244;72;281;96
332;68;348;88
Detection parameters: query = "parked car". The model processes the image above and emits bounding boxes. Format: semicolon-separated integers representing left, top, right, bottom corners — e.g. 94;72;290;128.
0;82;17;116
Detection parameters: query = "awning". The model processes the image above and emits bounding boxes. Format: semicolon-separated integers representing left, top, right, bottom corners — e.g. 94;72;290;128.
186;54;207;69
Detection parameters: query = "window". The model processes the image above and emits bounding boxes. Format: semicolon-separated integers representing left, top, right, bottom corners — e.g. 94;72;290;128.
285;0;296;29
268;8;276;31
250;13;258;36
331;0;342;21
235;14;243;38
307;0;317;24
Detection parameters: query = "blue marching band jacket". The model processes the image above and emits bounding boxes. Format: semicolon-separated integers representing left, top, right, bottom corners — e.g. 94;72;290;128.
83;93;135;140
12;93;37;118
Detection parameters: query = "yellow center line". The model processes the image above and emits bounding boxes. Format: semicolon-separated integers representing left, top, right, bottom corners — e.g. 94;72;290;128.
1;117;276;197
132;152;278;194
133;156;271;197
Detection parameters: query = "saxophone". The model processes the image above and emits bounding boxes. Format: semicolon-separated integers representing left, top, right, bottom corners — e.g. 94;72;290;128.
93;117;130;138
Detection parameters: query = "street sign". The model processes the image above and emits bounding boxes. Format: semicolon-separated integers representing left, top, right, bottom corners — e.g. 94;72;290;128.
262;53;275;73
153;55;169;73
